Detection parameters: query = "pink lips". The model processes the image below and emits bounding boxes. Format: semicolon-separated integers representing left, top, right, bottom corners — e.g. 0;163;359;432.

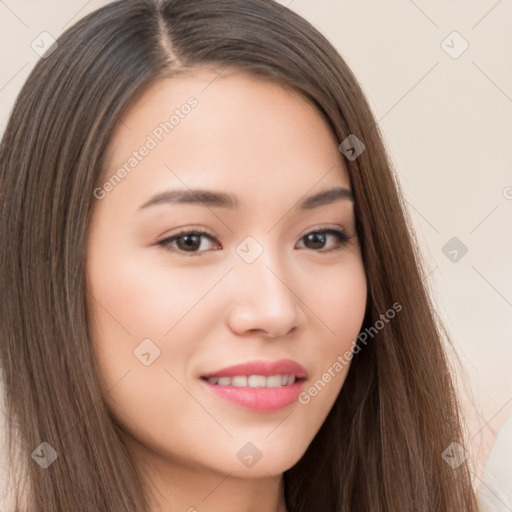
200;359;307;412
201;359;307;379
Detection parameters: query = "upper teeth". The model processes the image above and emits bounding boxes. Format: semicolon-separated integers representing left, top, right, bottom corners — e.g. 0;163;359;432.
206;374;296;388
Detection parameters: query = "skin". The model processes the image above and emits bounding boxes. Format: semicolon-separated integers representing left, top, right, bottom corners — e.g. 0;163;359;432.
86;68;367;512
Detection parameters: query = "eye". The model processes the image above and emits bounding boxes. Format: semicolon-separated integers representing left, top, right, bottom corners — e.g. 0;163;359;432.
156;226;352;256
156;228;220;256
297;228;351;253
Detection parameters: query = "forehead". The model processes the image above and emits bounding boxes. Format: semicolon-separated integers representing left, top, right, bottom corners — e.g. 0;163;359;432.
100;69;350;212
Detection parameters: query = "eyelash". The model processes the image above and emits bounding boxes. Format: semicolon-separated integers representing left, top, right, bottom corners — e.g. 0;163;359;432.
156;226;352;257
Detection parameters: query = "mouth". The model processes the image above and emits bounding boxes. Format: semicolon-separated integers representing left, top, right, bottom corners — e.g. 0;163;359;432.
202;374;302;388
199;359;307;412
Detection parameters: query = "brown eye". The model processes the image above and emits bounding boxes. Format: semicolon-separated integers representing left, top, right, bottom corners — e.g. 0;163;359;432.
297;229;351;252
157;229;220;255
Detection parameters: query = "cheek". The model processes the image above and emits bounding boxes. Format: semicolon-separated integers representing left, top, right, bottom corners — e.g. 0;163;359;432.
87;244;228;339
85;240;232;403
307;256;367;351
294;256;367;416
86;246;221;455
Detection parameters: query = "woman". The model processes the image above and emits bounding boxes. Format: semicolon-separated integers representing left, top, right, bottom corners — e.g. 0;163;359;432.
0;0;479;510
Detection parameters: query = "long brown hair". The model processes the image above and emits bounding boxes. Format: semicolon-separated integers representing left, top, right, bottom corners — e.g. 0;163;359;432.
0;0;478;510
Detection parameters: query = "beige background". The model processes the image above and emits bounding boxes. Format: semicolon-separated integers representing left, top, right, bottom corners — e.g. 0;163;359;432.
1;0;511;503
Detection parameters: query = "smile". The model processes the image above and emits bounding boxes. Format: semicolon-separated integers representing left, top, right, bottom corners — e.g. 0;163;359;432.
204;374;297;387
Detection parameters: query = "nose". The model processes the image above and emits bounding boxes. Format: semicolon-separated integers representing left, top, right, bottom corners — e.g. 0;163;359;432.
225;251;306;338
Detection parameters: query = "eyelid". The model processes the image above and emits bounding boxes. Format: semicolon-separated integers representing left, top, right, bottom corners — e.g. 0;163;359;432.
300;223;351;239
155;226;220;256
297;225;353;252
155;225;219;244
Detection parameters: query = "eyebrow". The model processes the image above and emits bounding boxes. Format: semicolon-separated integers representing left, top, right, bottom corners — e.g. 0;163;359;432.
139;186;353;211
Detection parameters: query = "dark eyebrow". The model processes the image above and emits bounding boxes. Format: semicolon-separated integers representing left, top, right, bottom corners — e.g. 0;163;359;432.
138;186;353;211
299;187;353;210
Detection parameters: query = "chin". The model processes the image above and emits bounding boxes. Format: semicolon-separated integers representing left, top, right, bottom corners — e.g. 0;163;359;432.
222;436;311;478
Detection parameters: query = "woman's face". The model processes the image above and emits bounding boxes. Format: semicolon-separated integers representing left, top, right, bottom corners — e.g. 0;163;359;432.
86;69;367;481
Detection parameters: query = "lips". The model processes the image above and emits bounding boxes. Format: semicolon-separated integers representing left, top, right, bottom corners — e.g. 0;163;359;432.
199;359;307;412
200;359;307;380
